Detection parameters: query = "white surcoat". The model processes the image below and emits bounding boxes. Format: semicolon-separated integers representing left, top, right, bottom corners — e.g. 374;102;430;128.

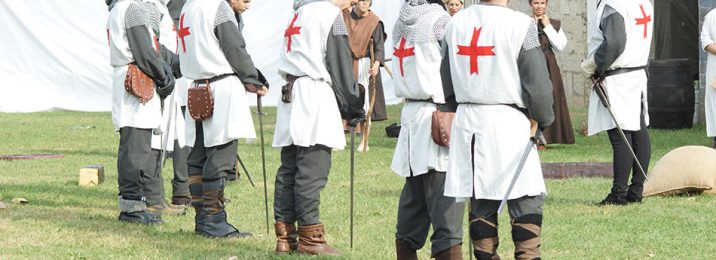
581;0;653;135
701;9;716;137
107;0;162;131
442;4;546;200
273;2;346;149
390;12;448;177
179;0;256;147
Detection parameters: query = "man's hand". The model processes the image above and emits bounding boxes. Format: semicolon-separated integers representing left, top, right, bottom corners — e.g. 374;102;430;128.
347;115;365;127
255;86;268;97
368;61;380;76
244;83;262;94
530;119;538;138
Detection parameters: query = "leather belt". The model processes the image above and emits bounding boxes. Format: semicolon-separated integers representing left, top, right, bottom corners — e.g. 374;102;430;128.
604;66;646;77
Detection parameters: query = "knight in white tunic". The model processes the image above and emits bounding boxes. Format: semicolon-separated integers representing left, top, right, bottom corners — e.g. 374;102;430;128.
701;8;716;149
581;0;653;206
106;0;176;225
178;0;267;238
271;0;364;256
390;1;464;259
140;0;187;217
441;1;554;259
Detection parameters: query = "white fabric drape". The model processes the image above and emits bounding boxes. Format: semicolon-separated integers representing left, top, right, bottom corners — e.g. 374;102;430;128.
0;0;403;112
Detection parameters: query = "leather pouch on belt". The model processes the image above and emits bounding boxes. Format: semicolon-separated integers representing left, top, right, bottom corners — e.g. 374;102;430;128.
124;63;155;104
188;80;214;121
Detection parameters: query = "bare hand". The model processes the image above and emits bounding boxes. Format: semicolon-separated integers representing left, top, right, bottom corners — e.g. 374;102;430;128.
368;61;380;76
540;15;551;27
530;119;538;138
255;86;268;97
244;83;261;94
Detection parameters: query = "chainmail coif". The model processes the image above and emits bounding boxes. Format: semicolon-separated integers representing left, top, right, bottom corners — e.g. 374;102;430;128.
393;0;451;44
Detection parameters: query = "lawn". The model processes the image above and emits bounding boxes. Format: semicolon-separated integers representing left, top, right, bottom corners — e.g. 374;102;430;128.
1;105;715;259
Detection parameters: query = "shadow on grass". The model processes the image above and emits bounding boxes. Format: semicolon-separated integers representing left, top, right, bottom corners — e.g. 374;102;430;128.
31;148;117;158
0;183;117;211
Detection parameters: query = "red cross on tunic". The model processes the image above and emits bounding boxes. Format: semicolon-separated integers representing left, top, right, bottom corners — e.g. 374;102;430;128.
456;27;495;75
635;4;651;39
393;37;415;77
284;13;302;53
177;13;191;53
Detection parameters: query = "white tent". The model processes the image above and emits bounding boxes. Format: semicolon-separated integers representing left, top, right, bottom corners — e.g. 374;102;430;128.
0;0;403;113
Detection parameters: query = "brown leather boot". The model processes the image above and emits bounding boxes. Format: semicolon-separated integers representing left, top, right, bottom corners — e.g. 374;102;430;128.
396;239;418;260
297;223;340;255
434;244;463;260
275;222;298;254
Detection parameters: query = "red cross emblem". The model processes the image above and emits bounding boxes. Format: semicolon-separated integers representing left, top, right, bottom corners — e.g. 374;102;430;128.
393;37;415;77
177;13;191;53
635;4;651;39
456;27;495;75
284;13;302;53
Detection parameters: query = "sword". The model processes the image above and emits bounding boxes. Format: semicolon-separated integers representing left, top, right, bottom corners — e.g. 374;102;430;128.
349;126;356;249
591;78;649;182
258;96;270;235
158;92;176;174
235;152;256;188
497;127;541;214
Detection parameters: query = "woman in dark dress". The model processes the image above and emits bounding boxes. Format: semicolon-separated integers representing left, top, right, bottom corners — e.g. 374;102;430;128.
530;0;575;149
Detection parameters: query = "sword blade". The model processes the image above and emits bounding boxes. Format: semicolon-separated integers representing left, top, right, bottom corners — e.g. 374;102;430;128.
258;96;270;235
497;134;537;214
593;82;649;182
350;126;355;249
235;152;256;188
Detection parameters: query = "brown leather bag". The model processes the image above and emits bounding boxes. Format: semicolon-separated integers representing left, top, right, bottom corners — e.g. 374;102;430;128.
124;64;155;104
431;109;455;148
187;81;214;121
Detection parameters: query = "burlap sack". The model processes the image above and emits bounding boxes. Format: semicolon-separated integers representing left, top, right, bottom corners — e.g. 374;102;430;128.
643;146;716;196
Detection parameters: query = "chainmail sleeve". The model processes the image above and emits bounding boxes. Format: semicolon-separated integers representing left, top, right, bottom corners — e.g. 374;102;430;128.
125;2;172;89
518;21;554;129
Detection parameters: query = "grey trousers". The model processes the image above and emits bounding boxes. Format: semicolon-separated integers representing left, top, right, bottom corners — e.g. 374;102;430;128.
396;171;465;256
469;195;545;221
117;127;153;201
171;140;191;199
144;149;165;206
186;121;237;212
274;144;331;226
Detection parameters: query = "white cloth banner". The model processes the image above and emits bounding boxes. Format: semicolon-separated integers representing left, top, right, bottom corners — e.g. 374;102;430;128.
0;0;404;113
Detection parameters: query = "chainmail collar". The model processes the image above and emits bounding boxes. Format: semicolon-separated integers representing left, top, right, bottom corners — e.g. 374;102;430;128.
393;0;448;43
294;0;328;11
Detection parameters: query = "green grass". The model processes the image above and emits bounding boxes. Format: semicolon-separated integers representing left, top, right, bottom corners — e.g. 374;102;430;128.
1;105;715;259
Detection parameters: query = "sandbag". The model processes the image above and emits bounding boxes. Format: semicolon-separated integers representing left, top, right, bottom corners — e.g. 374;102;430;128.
643;146;716;196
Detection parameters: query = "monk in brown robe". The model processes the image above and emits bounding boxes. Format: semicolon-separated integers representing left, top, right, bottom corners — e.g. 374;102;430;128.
343;0;387;125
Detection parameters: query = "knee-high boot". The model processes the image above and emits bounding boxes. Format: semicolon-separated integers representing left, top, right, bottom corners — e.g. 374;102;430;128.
470;214;500;260
195;178;251;238
511;214;542;260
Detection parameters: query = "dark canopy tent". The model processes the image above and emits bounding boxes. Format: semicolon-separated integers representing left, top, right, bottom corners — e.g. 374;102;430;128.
652;0;699;79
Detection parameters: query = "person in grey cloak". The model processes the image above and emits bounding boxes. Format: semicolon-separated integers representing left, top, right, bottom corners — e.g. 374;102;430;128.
441;0;554;259
390;0;464;259
178;0;267;238
106;0;175;224
272;0;364;255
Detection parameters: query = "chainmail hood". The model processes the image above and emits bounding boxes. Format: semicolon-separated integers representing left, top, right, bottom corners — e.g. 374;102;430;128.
393;0;450;44
294;0;328;11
